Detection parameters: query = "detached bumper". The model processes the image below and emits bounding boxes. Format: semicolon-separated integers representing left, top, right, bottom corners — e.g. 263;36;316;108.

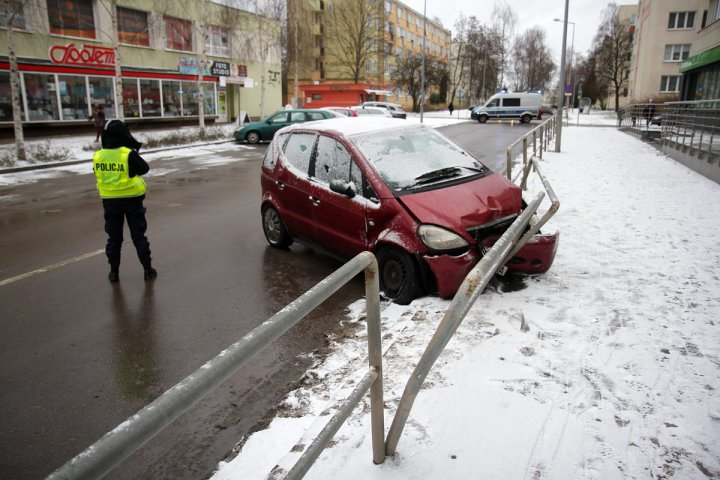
421;232;560;299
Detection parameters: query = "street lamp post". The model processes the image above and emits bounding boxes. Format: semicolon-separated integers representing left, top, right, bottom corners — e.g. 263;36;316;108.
420;0;427;123
555;0;569;153
554;17;575;115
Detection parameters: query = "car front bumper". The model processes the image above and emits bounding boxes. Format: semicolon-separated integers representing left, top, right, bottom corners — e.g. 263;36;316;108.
421;232;559;299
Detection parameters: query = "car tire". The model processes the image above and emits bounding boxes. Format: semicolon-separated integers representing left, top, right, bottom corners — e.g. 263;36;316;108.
521;114;532;124
376;247;420;305
478;115;488;124
262;204;292;248
246;131;261;144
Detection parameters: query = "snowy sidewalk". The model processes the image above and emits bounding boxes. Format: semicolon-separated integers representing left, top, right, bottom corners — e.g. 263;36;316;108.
212;126;720;479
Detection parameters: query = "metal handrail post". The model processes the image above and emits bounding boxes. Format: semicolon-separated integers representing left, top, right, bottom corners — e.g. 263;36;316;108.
47;252;380;480
539;126;544;159
385;193;545;456
364;259;385;465
521;137;528;190
506;147;512;180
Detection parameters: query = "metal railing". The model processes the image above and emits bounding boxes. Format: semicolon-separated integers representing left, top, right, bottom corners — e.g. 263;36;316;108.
617;102;664;135
660;99;719;160
47;251;385;480
506;115;558;181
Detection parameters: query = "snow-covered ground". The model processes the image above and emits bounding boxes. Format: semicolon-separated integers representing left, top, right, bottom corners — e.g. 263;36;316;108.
211;126;720;479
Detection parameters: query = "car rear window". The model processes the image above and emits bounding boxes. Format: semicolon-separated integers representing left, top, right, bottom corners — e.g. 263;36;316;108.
307;111;326;120
503;98;521;107
282;133;317;174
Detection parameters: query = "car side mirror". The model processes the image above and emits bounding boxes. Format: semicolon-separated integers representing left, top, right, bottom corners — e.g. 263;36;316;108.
330;179;356;198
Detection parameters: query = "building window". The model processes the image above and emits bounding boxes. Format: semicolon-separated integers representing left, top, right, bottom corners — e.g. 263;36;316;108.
24;73;60;121
385;1;392;13
139;79;161;117
0;72;24;121
630;14;637;25
118;7;150;47
660;75;680;92
165;16;193;52
206;25;230;56
668;11;695;29
664;44;691;61
397;7;403;19
89;77;116;118
48;0;95;39
181;81;199;116
202;83;216;115
122;78;140;118
58;75;88;120
162;80;181;116
0;1;26;29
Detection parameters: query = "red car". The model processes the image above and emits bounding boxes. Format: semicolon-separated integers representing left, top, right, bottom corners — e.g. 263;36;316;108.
260;118;558;304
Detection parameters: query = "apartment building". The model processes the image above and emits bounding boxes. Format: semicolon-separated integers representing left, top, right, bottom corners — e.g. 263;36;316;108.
0;0;281;129
288;0;451;110
680;0;720;100
628;0;707;102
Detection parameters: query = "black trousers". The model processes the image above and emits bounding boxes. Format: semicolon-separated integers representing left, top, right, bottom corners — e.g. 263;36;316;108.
102;197;152;271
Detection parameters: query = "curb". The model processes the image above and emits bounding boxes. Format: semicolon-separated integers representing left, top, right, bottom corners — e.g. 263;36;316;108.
0;139;237;174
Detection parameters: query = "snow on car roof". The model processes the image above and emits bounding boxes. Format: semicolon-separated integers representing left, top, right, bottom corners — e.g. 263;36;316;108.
278;117;422;137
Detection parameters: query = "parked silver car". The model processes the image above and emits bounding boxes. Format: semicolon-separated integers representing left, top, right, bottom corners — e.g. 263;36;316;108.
361;101;407;119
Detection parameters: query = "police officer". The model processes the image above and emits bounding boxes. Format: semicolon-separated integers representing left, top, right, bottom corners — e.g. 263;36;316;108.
93;119;156;283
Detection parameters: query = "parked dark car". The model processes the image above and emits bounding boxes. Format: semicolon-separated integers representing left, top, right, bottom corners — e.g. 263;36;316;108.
361;101;407;119
234;109;336;144
260;118;558;304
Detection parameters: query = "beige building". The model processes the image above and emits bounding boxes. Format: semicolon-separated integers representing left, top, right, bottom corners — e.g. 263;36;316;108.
628;0;707;102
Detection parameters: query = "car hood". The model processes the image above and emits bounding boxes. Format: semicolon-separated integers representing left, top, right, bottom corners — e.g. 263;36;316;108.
398;173;521;237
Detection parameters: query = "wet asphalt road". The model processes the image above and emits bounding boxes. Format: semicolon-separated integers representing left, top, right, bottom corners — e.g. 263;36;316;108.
0;119;535;479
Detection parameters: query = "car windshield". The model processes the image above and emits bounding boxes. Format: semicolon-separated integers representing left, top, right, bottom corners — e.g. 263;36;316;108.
351;127;488;191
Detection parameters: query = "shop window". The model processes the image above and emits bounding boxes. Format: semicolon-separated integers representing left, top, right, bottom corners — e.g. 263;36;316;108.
122;78;140;118
58;75;88;120
0;72;24;121
162;80;181;116
89;77;116;118
0;1;26;29
206;25;230;57
181;81;199;116
139;79;161;117
660;75;680;93
165;16;193;52
118;7;150;47
25;74;60;121
202;83;216;115
48;0;96;39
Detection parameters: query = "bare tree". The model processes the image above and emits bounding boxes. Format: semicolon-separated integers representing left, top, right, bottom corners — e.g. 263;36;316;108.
324;0;382;83
491;1;517;90
509;27;555;92
575;50;610;108
454;15;501;104
593;2;633;112
1;0;25;160
392;55;444;112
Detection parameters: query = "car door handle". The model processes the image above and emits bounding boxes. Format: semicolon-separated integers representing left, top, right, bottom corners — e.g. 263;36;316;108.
309;196;321;206
275;181;284;191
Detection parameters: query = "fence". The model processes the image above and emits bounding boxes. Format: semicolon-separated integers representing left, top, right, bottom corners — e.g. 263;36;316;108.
506;115;558;182
47;252;385;480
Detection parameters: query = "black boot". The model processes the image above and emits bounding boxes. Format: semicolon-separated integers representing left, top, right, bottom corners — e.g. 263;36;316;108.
144;267;157;281
108;269;119;283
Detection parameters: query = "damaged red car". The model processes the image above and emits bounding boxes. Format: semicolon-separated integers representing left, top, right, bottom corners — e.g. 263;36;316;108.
260;118;558;304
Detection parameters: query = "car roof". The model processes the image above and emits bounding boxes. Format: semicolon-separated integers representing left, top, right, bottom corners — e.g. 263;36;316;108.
279;117;422;137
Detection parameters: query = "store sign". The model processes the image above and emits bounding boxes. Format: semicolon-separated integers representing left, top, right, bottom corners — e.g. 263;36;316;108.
49;44;115;67
178;57;211;75
210;61;231;76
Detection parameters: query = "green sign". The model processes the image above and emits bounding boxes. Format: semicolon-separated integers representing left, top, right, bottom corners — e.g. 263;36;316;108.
680;44;720;73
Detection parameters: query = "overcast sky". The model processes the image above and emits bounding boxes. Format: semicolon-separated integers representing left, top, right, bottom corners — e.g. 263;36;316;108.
400;0;638;65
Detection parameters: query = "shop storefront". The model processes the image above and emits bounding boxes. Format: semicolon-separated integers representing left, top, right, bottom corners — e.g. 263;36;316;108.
299;83;392;108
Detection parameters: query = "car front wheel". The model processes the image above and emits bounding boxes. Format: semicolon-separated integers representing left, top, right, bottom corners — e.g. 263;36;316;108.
262;205;292;248
246;131;261;144
376;247;420;305
478;115;488;124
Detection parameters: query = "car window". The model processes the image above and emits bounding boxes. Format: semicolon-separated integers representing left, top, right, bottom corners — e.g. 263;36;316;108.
268;112;288;124
486;99;500;107
289;111;306;122
262;141;275;169
503;98;521;107
282;133;317;174
314;135;353;185
307;111;325;120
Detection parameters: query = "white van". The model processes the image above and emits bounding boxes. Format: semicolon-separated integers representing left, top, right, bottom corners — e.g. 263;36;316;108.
471;92;543;124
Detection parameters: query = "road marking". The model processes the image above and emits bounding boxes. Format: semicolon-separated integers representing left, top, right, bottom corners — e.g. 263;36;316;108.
0;249;104;287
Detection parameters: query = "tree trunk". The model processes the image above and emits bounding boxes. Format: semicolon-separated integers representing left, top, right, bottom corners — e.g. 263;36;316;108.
293;0;299;108
197;17;206;130
111;1;124;120
4;0;25;161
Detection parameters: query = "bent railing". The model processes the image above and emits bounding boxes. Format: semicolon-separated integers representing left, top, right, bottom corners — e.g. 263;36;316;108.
47;252;384;480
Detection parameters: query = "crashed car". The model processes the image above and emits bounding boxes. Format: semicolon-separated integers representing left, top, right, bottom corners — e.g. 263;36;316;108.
260;118;558;304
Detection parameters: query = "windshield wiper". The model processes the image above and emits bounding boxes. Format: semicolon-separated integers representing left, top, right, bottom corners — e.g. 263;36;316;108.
413;167;463;185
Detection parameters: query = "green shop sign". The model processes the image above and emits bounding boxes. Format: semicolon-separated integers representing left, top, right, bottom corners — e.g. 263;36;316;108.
680;44;720;73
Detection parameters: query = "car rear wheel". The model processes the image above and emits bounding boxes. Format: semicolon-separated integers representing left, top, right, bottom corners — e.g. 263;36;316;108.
478;115;488;124
246;131;261;144
521;114;532;124
377;247;420;305
262;205;292;248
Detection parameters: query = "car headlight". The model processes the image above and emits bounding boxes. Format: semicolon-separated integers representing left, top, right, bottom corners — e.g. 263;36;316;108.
417;225;469;251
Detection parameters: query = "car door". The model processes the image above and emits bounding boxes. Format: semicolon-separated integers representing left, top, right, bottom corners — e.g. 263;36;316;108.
306;134;368;257
275;132;318;240
501;97;521;118
485;98;500;118
264;112;291;139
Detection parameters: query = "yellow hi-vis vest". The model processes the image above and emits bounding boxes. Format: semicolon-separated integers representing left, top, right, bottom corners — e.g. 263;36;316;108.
93;147;146;199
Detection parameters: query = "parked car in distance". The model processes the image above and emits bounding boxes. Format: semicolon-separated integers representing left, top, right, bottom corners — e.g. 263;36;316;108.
361;101;407;119
234;109;336;144
650;115;663;126
260;118;559;304
471;92;543;123
350;106;394;117
321;107;358;117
